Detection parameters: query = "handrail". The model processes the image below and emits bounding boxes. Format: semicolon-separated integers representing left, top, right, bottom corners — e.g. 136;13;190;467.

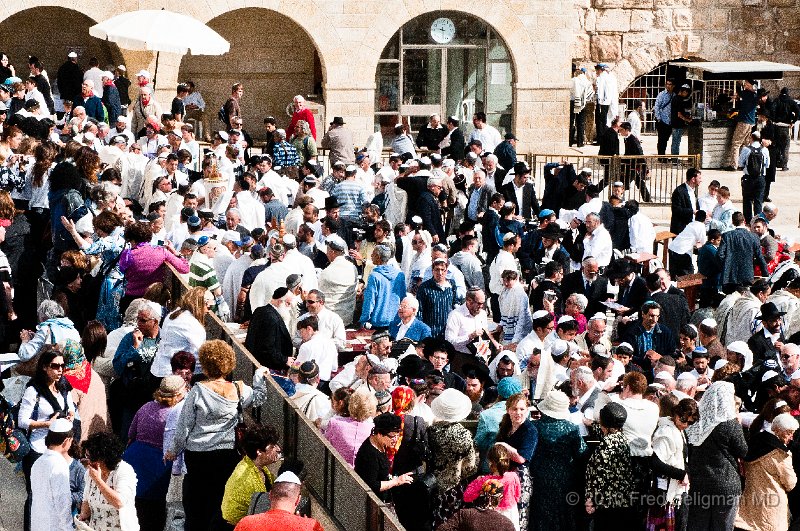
165;265;405;531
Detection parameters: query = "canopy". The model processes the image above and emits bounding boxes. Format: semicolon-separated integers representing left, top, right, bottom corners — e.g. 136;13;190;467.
682;61;800;81
89;10;230;55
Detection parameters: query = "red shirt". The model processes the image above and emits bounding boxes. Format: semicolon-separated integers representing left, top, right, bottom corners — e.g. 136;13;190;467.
234;509;324;531
289;108;317;140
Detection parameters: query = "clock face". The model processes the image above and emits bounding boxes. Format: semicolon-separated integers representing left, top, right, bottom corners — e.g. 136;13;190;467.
430;17;456;44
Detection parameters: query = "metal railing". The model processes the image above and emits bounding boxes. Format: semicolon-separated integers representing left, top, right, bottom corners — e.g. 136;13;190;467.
523;153;701;205
165;266;405;531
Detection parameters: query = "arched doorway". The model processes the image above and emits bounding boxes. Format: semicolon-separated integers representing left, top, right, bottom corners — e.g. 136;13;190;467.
375;11;515;144
0;7;123;103
178;7;324;142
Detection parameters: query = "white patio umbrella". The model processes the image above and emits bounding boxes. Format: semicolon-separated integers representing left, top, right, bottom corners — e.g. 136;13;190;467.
89;9;230;88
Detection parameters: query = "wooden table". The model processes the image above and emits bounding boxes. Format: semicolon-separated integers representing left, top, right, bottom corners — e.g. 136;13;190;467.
625;252;659;274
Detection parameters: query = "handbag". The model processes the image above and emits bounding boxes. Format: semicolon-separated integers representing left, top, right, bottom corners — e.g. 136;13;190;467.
233;381;247;455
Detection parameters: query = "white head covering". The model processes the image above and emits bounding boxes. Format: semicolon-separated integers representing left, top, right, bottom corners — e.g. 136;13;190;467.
686;381;738;446
537;390;571;420
487;350;521;383
726;341;753;371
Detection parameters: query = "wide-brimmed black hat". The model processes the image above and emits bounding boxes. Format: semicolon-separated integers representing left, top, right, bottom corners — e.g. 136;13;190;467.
757;302;786;321
324;196;341;210
538;223;563;241
605;258;635;280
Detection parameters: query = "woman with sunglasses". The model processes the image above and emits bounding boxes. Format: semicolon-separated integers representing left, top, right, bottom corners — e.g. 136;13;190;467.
354;412;414;502
18;346;78;530
647;398;699;531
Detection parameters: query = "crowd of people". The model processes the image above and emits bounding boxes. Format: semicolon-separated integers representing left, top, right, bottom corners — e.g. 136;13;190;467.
0;49;799;531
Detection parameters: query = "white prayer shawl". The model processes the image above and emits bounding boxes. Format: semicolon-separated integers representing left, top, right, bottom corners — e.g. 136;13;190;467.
384;182;407;228
767;290;800;339
236;191;265;230
715;291;742;345
249;260;295;310
318;255;359;326
499;285;533;344
283;248;319;291
723;292;761;345
222;254;253;314
257;170;290;206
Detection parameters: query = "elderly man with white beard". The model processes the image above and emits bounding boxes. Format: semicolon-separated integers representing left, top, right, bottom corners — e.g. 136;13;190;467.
244;286;295;371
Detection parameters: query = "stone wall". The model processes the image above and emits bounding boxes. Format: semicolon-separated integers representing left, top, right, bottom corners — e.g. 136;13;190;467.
575;0;800;92
1;0;798;152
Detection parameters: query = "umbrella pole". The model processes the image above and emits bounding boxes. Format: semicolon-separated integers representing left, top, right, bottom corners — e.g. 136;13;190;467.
153;51;160;91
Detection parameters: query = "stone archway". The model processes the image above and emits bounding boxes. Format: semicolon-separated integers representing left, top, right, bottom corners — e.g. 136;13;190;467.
178;7;325;142
0;6;124;99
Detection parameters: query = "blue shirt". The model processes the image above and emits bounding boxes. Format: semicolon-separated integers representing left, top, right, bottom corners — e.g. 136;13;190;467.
272;141;300;168
654;89;673;125
417;277;457;339
332;180;367;219
738;90;759;124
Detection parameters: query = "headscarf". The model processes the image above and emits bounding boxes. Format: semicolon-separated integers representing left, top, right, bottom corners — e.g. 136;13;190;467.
686;381;738;446
62;339;91;394
387;386;416;465
487;350;521;384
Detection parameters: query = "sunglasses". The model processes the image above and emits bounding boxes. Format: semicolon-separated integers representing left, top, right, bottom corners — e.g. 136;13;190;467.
49;363;65;370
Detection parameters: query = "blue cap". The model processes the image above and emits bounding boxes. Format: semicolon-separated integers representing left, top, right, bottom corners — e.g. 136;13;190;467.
497;377;523;399
691;346;709;358
196;235;210;247
538;209;555;218
187;215;201;228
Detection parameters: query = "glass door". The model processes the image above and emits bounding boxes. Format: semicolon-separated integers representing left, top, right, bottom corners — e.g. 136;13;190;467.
444;47;487;130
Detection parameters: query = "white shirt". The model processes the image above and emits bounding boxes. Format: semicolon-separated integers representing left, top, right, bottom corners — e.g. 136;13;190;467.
697;193;717;216
468;124;502;152
31;449;73;531
151;310;206;377
293;307;346;351
583;225;613;267
629;212;656;254
668;220;707;255
489;249;519;295
578;198;603;220
396;318;414;340
296;333;339;381
516;331;544;369
445;304;490;354
627;110;642;138
257;170;290;206
685;183;697;211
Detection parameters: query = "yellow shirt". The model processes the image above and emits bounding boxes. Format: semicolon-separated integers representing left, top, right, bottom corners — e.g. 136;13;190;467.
221;456;275;525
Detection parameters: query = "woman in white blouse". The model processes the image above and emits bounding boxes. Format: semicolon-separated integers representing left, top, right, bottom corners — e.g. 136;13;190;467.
150;287;209;377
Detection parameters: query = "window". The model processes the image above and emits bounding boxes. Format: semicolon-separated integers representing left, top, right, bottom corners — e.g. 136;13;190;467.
375;12;514;145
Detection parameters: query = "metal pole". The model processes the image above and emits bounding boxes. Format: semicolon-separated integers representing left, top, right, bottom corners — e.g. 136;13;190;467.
153;50;160;91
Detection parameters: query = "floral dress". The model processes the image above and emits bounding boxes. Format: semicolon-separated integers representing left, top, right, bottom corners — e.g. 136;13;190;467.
83;461;139;530
83;226;126;331
427;422;478;528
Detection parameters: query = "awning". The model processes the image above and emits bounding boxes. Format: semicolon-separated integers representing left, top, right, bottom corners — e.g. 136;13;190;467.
681;61;800;81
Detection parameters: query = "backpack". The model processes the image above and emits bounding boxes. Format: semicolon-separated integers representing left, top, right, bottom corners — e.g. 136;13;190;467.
0;394;31;463
746;146;765;177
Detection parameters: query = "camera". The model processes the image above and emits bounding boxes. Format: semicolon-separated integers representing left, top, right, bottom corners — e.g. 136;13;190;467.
351;220;376;242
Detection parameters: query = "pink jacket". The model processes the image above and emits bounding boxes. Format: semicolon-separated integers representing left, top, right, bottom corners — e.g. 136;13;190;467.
324;416;374;467
464;472;521;510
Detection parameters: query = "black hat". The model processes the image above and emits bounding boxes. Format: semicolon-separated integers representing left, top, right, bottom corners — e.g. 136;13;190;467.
24;99;40;110
330;116;345;126
423;338;455;360
513;161;531;176
397;355;433;380
605;258;635;280
538;223;563;241
461;360;491;385
599;402;627;430
756;302;786;321
504;132;518;140
373;412;402;434
324;196;341;210
272;286;290;299
757;88;770;97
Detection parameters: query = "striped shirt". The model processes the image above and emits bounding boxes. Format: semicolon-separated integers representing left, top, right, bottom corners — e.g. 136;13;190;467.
417;277;457;339
189;252;220;292
332;179;367;219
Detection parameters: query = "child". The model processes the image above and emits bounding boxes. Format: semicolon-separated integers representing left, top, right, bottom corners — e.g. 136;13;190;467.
464;442;522;530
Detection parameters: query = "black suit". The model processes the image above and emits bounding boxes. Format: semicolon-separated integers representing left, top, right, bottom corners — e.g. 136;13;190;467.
245;304;293;371
418;190;445;241
647;291;690;352
442;127;466;161
561;270;610;317
670;183;695;234
501;181;540;220
597;127;620;189
747;330;784;366
616;276;650;338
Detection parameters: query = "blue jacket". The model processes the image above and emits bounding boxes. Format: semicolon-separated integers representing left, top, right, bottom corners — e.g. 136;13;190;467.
388;316;431;342
360;264;406;328
77;95;104;122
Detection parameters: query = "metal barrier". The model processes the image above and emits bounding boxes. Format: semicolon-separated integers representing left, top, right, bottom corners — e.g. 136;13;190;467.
524;153;701;205
165;266;405;531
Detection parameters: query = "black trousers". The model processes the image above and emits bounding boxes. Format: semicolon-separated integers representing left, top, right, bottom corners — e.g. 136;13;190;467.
668;250;694;278
655;120;672;156
570;101;587;146
774;124;791;168
22;449;43;531
741;175;765;223
183;448;240;531
595;104;610;139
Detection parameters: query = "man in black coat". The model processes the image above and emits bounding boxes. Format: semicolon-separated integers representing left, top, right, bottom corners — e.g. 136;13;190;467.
620;122;652;202
441;117;465;161
606;259;650;338
560;257;609;317
493;133;518;177
644;271;689;352
621;300;675;371
418;174;446;243
244;287;294;371
501;161;540;220
416;113;447;151
596;117;620;190
717;211;769;292
57;52;83;105
747;302;786;365
670;168;702;234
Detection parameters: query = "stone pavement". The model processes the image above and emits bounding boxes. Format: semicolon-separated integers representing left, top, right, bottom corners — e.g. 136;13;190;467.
0;455;25;531
574;134;800;243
